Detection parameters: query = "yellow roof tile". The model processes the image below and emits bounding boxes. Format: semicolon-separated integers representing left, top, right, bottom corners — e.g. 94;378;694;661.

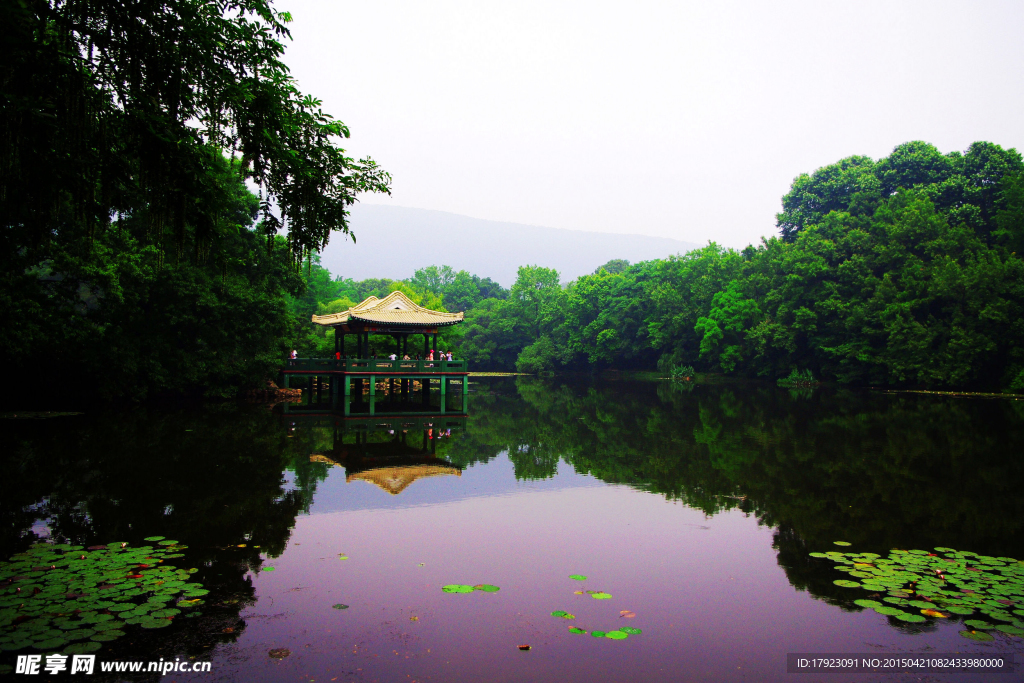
312;291;463;327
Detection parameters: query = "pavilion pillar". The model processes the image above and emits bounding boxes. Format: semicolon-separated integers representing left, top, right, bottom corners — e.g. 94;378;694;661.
343;376;351;416
462;380;468;413
440;376;446;414
423;334;428;358
283;374;290;388
369;377;376;416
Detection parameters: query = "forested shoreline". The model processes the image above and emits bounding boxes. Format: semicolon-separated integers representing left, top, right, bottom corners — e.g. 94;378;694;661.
300;141;1024;393
4;6;1023;400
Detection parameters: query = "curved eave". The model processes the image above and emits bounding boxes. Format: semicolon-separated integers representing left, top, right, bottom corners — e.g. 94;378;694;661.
350;316;464;327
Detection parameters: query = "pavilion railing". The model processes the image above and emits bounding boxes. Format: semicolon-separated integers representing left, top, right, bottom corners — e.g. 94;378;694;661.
283;358;468;373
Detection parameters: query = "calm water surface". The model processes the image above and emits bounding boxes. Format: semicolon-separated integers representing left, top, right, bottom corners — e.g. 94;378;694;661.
3;377;1024;682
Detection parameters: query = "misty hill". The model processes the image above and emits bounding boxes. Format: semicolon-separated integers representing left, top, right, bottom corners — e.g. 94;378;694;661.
318;204;700;287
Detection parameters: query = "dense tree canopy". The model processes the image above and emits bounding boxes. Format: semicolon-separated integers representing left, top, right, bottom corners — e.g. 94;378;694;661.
428;141;1024;391
2;0;390;400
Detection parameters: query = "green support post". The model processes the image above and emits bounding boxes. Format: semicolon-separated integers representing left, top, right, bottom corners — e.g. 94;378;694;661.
343;376;351;416
440;376;446;414
283;374;289;388
462;378;468;413
369;377;376;415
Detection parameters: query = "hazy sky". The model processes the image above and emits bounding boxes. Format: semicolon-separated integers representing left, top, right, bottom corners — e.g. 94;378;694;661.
281;0;1024;248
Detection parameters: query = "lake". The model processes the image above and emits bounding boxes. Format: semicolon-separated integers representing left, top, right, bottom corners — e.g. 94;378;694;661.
2;377;1024;681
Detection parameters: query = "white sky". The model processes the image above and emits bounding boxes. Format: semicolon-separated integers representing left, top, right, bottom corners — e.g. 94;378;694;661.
281;0;1024;248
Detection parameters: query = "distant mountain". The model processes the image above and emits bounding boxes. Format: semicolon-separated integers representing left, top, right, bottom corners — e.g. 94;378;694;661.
318;204;701;287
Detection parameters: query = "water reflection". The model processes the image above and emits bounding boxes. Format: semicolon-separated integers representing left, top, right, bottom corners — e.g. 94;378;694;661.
304;416;465;495
2;378;1024;675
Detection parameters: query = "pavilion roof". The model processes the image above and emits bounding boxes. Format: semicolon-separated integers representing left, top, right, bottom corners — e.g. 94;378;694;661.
311;291;463;328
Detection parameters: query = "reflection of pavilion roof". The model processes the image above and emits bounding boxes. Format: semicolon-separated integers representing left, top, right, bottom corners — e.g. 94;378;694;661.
347;465;460;495
311;291;463;327
309;453;461;495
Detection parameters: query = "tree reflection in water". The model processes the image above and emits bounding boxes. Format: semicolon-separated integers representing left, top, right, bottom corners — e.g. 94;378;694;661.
3;378;1023;658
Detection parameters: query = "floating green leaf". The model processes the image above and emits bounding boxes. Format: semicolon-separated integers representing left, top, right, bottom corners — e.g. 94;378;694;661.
873;606;906;616
441;585;474;593
143;536;165;542
263;567;275;572
569;575;587;581
964;620;993;629
551;610;568;618
590;630;606;638
960;630;995;641
833;580;861;588
620;627;642;635
854;599;883;608
473;585;500;592
833;541;852;546
605;630;628;640
332;604;349;610
568;627;586;634
894;613;926;623
63;641;102;654
946;606;974;615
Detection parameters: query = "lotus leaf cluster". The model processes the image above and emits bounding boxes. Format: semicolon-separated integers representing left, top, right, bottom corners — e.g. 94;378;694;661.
556;575;643;640
0;538;206;655
811;546;1024;639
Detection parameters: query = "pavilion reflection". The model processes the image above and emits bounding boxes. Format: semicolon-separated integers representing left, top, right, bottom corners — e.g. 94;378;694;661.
305;414;466;495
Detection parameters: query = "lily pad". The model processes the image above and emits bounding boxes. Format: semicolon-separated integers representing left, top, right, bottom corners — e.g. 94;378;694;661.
873;606;906;616
833;580;861;588
605;630;628;639
854;599;883;608
551;610;568;618
833;541;852;546
262;567;275;572
33;637;67;649
960;630;995;641
591;592;612;600
568;627;586;634
143;537;165;542
590;630;606;638
63;641;101;654
569;575;587;581
946;606;975;615
995;625;1024;636
473;584;500;592
332;604;349;610
964;620;993;629
894;613;926;623
441;585;474;593
620;627;642;634
140;619;171;629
